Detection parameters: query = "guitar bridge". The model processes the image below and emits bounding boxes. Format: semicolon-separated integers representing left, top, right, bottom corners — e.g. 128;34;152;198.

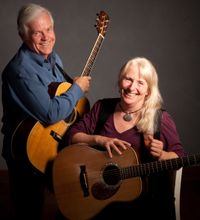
80;165;89;197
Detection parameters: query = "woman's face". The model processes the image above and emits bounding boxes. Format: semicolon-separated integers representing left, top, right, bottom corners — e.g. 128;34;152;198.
119;65;149;106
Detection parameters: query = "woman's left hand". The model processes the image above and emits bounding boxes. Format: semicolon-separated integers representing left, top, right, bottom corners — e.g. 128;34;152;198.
146;135;163;159
145;135;178;160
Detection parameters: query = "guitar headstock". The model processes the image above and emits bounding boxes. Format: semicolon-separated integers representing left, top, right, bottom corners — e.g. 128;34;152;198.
95;11;109;37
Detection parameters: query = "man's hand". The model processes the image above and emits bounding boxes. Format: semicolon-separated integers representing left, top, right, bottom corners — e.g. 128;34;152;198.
74;76;91;93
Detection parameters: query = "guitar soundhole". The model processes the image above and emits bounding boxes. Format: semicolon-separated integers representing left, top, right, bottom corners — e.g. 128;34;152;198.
91;164;121;200
103;164;121;186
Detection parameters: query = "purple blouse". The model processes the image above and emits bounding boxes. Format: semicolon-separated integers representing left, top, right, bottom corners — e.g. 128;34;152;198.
67;98;186;161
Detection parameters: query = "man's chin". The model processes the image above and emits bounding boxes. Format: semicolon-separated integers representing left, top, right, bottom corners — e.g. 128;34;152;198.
39;50;53;58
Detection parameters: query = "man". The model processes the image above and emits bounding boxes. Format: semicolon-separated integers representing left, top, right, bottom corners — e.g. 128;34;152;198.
1;3;91;219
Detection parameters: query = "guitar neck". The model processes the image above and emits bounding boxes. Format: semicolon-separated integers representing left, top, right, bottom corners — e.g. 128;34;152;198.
121;154;200;180
81;33;104;76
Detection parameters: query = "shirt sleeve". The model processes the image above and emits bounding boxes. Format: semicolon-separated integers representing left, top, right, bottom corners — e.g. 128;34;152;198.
6;63;84;125
66;99;102;145
160;111;186;157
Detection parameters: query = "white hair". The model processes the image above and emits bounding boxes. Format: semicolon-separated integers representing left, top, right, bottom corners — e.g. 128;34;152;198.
17;3;54;36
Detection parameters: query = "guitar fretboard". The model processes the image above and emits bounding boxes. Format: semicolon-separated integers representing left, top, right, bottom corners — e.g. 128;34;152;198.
120;154;200;179
81;34;104;77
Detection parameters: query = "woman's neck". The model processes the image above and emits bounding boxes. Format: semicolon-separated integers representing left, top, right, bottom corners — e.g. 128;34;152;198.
118;102;143;122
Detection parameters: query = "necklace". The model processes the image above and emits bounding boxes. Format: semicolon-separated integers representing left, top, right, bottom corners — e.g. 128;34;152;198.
119;103;142;122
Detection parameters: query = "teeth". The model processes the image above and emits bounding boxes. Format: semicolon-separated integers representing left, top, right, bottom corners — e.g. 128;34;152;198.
124;90;134;95
125;93;136;96
40;42;50;46
123;90;137;97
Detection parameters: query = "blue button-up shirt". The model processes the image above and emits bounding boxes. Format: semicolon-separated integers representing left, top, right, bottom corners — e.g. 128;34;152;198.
1;43;84;160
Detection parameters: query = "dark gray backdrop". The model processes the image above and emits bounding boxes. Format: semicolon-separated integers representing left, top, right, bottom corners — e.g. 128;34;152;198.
0;0;199;168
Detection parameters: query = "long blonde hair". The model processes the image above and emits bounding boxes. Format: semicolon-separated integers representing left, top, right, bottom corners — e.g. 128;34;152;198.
119;57;163;134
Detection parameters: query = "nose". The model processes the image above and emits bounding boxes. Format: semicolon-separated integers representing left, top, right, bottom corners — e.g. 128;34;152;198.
128;80;138;90
41;31;49;40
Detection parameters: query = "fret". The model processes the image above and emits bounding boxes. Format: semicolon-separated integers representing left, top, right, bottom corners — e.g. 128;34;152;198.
81;35;104;76
119;154;200;180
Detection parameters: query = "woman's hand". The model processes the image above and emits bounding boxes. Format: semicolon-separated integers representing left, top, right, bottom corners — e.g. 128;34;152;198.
145;135;164;158
72;132;131;158
144;135;178;160
95;136;131;158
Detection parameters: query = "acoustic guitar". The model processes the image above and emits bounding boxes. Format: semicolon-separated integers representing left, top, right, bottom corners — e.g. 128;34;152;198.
53;143;200;220
11;11;110;174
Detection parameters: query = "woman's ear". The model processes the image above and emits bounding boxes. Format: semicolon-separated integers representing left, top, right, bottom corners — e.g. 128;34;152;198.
145;87;150;96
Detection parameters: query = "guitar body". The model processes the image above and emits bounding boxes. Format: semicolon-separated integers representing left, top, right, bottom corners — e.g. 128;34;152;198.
53;144;142;220
11;82;90;173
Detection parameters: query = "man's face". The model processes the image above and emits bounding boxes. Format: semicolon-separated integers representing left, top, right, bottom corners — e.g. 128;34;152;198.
22;11;56;59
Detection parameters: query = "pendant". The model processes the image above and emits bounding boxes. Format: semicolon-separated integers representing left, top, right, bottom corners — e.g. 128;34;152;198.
123;113;132;121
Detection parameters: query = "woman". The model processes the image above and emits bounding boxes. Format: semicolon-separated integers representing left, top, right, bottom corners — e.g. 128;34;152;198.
66;57;185;219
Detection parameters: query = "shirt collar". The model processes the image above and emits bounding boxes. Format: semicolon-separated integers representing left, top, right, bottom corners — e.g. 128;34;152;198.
21;43;56;67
